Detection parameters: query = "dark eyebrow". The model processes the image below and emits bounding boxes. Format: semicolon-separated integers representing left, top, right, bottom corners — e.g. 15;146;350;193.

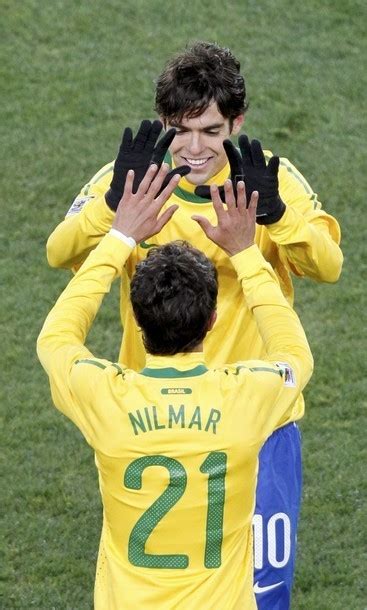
170;122;224;131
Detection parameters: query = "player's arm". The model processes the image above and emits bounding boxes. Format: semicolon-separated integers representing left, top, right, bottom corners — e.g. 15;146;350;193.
37;165;181;440
266;156;343;282
192;179;313;399
234;136;343;283
46;121;190;270
46;163;115;269
195;137;343;283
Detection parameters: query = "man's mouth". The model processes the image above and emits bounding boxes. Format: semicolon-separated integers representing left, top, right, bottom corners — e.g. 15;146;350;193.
183;157;211;168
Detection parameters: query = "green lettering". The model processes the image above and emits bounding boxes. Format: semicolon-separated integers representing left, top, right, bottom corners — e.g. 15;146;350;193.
152;405;165;430
168;404;185;428
205;409;221;434
128;410;146;435
144;406;153;431
188;406;202;430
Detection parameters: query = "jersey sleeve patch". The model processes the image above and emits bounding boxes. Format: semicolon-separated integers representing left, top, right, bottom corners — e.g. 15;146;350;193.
66;195;94;217
275;362;296;387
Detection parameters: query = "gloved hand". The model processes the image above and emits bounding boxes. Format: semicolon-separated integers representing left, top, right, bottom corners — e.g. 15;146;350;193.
195;135;285;225
105;120;190;211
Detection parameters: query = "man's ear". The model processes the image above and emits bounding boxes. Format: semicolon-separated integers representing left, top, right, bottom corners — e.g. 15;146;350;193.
231;114;245;135
207;310;217;332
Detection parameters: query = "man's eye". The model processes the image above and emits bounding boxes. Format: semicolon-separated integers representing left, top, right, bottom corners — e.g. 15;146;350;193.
206;130;220;136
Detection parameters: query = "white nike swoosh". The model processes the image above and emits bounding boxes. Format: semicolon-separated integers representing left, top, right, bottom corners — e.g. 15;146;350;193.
254;581;284;594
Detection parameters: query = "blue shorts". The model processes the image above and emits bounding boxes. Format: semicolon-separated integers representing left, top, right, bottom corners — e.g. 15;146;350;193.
253;422;302;610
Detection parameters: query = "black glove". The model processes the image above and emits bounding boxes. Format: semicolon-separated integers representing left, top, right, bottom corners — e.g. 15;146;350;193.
105;120;191;211
195;135;286;225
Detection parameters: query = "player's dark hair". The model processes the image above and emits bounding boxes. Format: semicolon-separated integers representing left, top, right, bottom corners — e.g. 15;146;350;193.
130;241;218;355
155;41;248;126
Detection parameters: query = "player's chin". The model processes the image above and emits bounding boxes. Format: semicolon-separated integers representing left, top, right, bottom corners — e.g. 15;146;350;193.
185;165;216;186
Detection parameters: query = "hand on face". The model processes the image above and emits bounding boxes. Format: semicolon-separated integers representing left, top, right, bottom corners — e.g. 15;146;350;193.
192;180;258;256
112;164;181;243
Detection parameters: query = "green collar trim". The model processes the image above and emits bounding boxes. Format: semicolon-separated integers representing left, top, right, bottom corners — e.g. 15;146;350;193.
173;186;211;203
140;364;208;378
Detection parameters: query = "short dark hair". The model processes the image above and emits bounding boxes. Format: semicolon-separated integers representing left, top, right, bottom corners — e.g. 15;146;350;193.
155;41;248;125
130;241;218;355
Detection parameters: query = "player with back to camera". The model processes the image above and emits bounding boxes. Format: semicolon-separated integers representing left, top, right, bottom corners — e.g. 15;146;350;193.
46;41;343;609
38;160;313;609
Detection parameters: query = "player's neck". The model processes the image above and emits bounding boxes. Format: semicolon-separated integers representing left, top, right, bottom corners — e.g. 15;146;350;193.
190;343;204;353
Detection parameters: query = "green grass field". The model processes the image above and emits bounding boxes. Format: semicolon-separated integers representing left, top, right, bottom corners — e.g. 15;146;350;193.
2;0;366;608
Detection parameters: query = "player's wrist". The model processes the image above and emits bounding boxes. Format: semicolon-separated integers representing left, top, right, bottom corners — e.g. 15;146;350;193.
108;228;136;249
256;197;286;225
225;239;255;257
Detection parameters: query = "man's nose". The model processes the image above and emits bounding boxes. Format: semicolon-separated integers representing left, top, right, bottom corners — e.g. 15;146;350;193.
187;132;202;155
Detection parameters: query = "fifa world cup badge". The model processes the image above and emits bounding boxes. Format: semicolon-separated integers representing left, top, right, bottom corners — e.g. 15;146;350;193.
276;362;296;387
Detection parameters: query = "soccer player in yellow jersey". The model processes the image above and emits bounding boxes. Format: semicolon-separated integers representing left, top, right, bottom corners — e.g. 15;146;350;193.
38;162;313;609
46;42;343;608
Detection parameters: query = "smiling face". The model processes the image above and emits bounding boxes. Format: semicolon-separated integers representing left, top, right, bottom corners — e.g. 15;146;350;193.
166;102;244;186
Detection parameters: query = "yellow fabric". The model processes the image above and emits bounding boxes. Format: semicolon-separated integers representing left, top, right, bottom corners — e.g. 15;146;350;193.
46;151;342;423
38;235;312;610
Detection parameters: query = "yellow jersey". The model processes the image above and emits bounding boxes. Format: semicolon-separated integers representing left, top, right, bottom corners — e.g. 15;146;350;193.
46;152;341;423
38;235;313;609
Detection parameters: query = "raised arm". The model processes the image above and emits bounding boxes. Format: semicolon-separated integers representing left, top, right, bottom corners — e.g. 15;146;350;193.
46;120;190;270
192;179;313;392
38;165;181;434
267;157;343;282
195;136;343;283
46;163;115;269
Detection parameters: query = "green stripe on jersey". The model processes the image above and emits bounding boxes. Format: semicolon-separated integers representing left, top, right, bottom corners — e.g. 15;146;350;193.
279;158;313;195
234;365;282;376
83;163;114;195
75;358;107;370
141;364;208;378
75;359;124;375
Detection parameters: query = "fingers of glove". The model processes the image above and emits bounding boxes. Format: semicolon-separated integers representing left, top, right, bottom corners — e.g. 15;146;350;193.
144;162;184;203
238;134;253;167
105;188;120;211
155;173;182;207
250;139;266;168
157;165;191;194
134;163;160;198
132;120;154;152
223;139;243;179
146;120;164;155
172;164;191;179
267;155;280;176
119;127;133;154
151;128;177;165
